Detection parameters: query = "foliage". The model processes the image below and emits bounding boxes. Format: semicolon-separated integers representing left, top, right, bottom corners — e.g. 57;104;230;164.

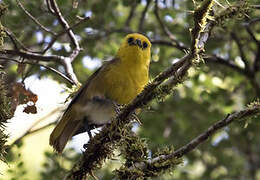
0;0;260;179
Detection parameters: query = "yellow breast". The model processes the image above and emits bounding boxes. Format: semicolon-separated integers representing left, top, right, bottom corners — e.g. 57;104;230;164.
85;33;151;104
103;61;149;104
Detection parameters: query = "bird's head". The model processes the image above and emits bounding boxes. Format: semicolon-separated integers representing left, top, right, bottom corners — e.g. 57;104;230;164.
116;33;151;67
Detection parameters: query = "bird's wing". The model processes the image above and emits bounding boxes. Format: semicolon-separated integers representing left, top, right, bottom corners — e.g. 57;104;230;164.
49;58;118;153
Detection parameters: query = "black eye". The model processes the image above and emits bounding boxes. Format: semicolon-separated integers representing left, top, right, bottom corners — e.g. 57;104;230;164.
128;37;134;44
143;42;148;49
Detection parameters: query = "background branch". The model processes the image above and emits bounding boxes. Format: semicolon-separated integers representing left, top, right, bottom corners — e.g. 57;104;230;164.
9;107;61;148
128;105;260;173
49;0;81;61
16;0;55;35
138;0;151;32
0;57;74;84
154;0;187;53
124;1;138;28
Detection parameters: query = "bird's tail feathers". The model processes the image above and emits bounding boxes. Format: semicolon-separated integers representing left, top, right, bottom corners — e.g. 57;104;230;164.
49;113;81;153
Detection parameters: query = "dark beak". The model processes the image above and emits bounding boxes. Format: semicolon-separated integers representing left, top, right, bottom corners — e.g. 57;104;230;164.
136;39;142;48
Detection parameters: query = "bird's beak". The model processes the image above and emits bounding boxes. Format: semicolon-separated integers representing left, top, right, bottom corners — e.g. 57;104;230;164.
129;39;142;48
135;39;142;48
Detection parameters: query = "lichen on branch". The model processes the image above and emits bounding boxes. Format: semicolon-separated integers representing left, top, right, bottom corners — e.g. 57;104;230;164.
66;0;216;179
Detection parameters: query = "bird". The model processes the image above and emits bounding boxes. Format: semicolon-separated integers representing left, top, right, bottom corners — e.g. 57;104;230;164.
49;33;151;153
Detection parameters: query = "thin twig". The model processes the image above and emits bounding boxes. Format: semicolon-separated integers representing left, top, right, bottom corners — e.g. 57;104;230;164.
49;0;81;61
16;0;56;35
0;49;79;84
245;25;258;44
0;49;65;63
138;0;151;32
42;17;90;54
11;122;57;147
151;39;189;52
230;32;249;69
46;0;55;14
154;0;187;53
0;57;74;85
4;29;34;52
9;107;61;147
204;55;247;76
4;29;19;50
125;1;138;28
204;55;260;96
251;5;260;10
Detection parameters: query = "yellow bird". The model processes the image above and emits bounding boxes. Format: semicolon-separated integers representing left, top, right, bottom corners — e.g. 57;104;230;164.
49;33;151;153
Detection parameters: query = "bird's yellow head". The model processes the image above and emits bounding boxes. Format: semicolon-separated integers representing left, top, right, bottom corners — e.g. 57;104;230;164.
116;33;151;67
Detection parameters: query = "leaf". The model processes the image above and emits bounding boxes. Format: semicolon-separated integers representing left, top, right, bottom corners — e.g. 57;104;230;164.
11;83;38;113
23;104;37;114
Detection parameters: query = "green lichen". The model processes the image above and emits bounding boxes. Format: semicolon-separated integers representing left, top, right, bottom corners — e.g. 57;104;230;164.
214;1;250;27
115;145;182;179
0;70;14;163
244;99;260;128
0;2;10;163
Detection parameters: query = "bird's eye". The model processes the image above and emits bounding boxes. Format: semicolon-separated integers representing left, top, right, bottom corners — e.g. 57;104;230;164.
128;37;134;44
143;41;148;49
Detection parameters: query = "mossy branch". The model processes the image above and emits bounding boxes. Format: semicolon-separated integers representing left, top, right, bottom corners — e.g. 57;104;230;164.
121;104;260;178
0;71;15;163
0;2;13;163
65;0;215;179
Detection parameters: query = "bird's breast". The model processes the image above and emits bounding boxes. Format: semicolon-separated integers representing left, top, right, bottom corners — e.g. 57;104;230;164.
103;64;148;104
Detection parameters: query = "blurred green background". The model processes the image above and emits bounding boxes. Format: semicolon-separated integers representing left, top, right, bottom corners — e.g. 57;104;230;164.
0;0;260;179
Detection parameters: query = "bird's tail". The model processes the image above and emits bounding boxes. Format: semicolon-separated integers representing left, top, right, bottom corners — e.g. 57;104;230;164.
49;112;81;153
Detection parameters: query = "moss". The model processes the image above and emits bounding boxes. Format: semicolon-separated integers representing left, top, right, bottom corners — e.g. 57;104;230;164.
0;2;10;163
214;1;251;27
0;71;14;163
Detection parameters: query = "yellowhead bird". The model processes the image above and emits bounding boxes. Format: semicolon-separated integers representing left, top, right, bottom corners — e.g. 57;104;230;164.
49;33;151;153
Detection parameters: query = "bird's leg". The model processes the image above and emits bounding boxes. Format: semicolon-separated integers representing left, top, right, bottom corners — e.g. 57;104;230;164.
83;116;93;139
83;117;92;149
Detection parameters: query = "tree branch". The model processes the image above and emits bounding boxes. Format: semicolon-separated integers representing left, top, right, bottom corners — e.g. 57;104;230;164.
243;18;260;72
138;0;151;32
0;57;74;85
66;1;215;179
151;39;189;52
124;1;138;28
0;49;65;63
204;55;247;76
127;105;260;173
154;0;187;53
49;0;81;61
41;16;90;54
16;0;56;35
230;32;249;69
